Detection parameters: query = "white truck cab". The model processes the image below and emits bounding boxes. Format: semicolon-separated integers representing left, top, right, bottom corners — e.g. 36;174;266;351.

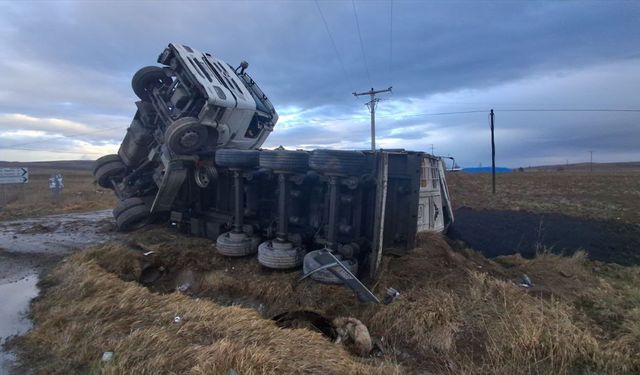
158;43;277;150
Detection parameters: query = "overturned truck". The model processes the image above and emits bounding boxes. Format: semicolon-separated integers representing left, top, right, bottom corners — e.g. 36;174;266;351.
94;43;453;302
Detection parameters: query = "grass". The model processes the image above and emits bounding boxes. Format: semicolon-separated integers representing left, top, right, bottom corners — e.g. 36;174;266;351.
10;229;640;374
6;167;640;374
446;170;640;224
0;168;116;221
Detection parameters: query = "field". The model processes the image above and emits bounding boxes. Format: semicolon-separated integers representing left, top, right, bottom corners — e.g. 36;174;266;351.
3;166;640;374
0;167;116;221
447;169;640;224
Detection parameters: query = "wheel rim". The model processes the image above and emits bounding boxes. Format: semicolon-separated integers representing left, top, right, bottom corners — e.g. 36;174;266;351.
194;166;210;187
179;130;199;148
167;122;206;154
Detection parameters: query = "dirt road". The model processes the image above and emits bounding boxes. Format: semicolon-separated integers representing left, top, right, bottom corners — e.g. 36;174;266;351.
0;210;117;372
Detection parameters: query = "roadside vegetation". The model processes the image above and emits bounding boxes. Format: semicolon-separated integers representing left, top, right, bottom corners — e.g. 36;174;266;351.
6;168;640;374
0;168;116;221
9;227;640;374
447;170;640;224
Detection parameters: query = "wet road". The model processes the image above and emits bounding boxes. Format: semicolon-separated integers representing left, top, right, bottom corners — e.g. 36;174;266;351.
0;210;117;373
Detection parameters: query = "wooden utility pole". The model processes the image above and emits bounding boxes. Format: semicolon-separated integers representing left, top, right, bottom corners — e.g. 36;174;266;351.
589;150;594;172
353;87;392;150
490;109;496;194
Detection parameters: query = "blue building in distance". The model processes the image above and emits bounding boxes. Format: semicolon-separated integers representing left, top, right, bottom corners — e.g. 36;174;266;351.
462;167;512;173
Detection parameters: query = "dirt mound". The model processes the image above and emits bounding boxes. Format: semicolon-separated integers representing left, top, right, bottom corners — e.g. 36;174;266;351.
449;207;640;265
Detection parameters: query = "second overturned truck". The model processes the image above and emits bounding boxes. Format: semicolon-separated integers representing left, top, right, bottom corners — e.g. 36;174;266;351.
94;43;453;302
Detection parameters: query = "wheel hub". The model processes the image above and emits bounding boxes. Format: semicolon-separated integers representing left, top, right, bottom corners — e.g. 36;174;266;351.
180;130;199;148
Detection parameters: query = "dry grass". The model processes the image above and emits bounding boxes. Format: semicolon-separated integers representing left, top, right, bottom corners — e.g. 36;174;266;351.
0;168;116;221
446;170;640;224
12;248;399;375
11;229;640;374
6;167;640;374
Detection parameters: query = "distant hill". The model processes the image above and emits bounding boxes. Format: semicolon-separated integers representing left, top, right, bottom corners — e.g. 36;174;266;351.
526;161;640;172
0;160;94;171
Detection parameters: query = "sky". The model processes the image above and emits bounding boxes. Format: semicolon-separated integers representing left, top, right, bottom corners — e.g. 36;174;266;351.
0;0;638;167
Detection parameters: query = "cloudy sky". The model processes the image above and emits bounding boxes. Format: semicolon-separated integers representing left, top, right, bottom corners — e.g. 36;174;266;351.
0;0;638;167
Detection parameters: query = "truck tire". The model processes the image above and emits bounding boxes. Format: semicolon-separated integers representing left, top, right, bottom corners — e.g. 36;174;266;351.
215;149;259;169
257;240;305;269
303;250;358;284
113;197;151;232
132;66;172;101
259;150;309;173
165;117;207;154
94;154;126;189
216;231;259;256
309;149;366;176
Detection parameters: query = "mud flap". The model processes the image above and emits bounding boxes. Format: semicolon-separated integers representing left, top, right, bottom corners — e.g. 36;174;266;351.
300;250;380;304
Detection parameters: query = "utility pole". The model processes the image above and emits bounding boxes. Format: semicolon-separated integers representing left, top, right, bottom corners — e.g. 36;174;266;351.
353;86;392;150
589;150;594;172
490;109;496;195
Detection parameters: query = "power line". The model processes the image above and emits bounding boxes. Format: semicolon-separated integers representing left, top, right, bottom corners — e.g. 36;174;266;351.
283;107;640;124
290;109;487;123
314;0;352;87
382;109;488;118
388;0;393;85
351;0;372;86
495;109;640;113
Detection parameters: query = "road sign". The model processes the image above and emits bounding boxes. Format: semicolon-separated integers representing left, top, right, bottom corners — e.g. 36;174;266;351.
0;168;29;184
0;176;28;184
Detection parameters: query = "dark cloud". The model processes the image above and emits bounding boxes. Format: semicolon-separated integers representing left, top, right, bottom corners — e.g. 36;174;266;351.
0;0;638;165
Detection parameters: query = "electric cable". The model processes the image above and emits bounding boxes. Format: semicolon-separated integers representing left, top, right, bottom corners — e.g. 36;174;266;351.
351;0;372;86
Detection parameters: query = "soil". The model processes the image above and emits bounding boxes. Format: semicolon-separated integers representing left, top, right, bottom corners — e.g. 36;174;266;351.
0;210;121;374
449;207;640;265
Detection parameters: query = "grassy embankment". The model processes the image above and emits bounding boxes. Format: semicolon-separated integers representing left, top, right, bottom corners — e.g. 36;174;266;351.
8;169;640;374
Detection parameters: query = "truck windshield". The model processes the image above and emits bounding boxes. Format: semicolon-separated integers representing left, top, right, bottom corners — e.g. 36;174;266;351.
238;72;275;116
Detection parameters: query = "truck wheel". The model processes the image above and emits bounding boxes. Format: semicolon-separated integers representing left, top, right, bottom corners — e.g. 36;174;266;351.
216;231;259;256
113;197;151;232
258;240;305;269
94;154;126;189
165;117;207;154
132;66;171;101
303;250;358;284
309;149;367;176
215;149;259;169
259;150;309;173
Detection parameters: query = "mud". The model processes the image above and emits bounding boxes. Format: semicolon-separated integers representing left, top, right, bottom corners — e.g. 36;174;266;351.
0;275;38;371
449;207;640;265
0;210;115;254
0;210;119;374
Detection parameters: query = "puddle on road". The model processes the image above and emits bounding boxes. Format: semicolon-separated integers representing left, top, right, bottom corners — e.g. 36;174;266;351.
0;274;39;373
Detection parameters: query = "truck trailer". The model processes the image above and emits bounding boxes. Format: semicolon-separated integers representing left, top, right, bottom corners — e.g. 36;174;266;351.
94;43;453;302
